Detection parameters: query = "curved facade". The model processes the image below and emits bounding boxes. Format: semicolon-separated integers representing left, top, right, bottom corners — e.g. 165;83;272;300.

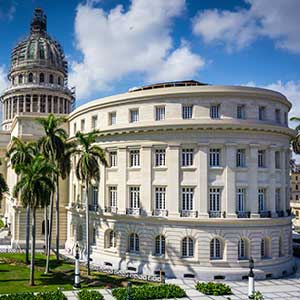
66;83;295;280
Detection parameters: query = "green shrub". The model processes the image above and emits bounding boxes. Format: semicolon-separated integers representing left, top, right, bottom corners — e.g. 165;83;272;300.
0;293;35;300
250;291;264;300
0;290;66;300
195;282;233;296
78;290;104;300
112;284;186;300
0;219;4;228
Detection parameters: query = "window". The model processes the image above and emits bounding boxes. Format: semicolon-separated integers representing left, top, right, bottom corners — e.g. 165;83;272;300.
181;148;193;167
109;151;118;167
209;188;221;212
58;77;62;85
258;188;266;212
237;105;245;119
39;73;44;83
261;238;268;259
238;238;248;260
296;176;298;181
182;237;194;257
296;184;299;190
210;238;222;260
155;235;165;256
296;195;299;200
236;188;246;212
155;187;166;210
275;188;280;211
108;230;116;248
236;149;246;167
28;73;33;83
109;186;117;207
275;109;281;123
92;115;98;129
73;123;77;135
209;148;221;167
258;150;266;168
155;149;166;167
49;74;54;84
92;186;98;206
130;109;139;123
129;233;139;252
130;150;140;167
109;112;116;125
181;187;194;211
275;151;281;169
155;106;165;121
210;105;220;119
182;105;193;119
80;119;85;131
18;74;23;84
129;187;140;208
259;106;266;120
92;228;97;245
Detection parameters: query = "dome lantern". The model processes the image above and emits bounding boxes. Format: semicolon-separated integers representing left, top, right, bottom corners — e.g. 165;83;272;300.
30;8;47;35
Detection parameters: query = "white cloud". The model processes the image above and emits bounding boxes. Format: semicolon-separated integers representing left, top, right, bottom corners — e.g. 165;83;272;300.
192;0;300;53
70;0;205;99
0;65;9;123
0;2;16;21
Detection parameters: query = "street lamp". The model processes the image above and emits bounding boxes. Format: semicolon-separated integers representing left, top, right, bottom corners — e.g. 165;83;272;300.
126;281;132;300
74;242;81;289
248;257;255;299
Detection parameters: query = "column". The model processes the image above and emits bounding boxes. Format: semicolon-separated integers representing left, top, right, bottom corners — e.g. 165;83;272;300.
37;95;41;113
269;146;277;217
9;98;12;119
51;97;54;113
117;147;127;214
16;96;19;115
248;144;259;217
3;101;6;120
198;143;209;218
141;145;152;215
281;148;287;214
45;94;49;113
23;96;26;112
225;144;237;218
167;144;180;217
30;95;33;112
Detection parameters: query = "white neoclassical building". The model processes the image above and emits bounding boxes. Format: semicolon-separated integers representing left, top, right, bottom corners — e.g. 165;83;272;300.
0;8;296;281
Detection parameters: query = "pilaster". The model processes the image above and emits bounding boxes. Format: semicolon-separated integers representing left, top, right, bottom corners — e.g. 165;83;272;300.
249;144;259;217
117;147;127;214
198;143;209;218
269;146;276;216
141;145;152;215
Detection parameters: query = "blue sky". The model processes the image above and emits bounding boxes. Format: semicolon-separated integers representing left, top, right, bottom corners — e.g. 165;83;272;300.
0;0;299;116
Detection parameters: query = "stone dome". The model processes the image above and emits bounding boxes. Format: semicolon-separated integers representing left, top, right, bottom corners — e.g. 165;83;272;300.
10;8;67;75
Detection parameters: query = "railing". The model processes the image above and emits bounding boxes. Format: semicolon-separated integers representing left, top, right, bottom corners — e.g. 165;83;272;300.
259;210;271;218
105;206;118;214
126;208;141;216
236;211;251;218
209;211;221;218
277;210;285;217
180;210;198;218
152;209;168;217
88;205;98;212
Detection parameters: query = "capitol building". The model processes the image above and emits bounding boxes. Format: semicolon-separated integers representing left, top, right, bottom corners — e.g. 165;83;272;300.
0;8;296;281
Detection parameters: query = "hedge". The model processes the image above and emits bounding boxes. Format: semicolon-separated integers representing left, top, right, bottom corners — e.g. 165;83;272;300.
77;290;104;300
112;284;186;300
195;282;233;296
0;290;67;300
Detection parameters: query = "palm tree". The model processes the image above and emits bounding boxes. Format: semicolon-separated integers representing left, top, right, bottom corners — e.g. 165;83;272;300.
291;117;300;154
13;154;55;286
70;131;107;275
6;137;37;264
37;113;68;271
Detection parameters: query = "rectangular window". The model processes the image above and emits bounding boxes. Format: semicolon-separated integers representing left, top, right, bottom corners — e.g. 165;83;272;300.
181;148;194;167
259;106;266;121
155;149;166;167
275;188;280;211
275;151;281;169
275;109;281;123
258;188;265;212
80;119;85;131
237;105;245;119
109;186;117;207
182;105;193;119
130;149;140;167
129;186;140;208
209;148;221;167
73;123;77;135
130;109;139;123
258;150;266;168
210;105;220;119
92;186;98;206
109;112;116;125
155;106;165;121
91;115;98;129
236;188;246;212
155;187;166;210
181;187;194;211
236;149;246;167
209;188;221;212
109;151;118;167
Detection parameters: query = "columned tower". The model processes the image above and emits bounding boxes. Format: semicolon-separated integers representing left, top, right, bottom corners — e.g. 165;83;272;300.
1;7;75;131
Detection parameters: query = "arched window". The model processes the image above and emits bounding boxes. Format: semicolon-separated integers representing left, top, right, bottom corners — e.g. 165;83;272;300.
238;238;249;260
28;73;33;83
210;238;222;260
18;74;23;84
58;77;62;85
279;236;284;257
39;73;44;83
155;235;165;256
129;233;139;253
182;237;194;257
49;74;54;84
261;237;271;259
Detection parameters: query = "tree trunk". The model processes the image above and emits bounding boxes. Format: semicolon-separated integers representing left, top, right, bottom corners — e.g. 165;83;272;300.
30;207;36;286
25;205;30;265
44;206;48;254
55;175;60;261
85;179;90;275
45;190;54;274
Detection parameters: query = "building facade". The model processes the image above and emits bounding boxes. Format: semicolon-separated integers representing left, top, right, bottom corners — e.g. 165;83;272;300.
0;8;296;281
290;162;300;231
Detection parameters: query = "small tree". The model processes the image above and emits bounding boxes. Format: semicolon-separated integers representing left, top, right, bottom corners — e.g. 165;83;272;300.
291;117;300;154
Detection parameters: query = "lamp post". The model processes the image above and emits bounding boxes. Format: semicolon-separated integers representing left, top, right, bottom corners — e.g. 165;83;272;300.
126;281;132;300
74;242;81;289
248;257;255;299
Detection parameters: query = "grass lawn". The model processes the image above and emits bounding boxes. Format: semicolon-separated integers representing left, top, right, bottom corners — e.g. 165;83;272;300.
0;253;151;294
